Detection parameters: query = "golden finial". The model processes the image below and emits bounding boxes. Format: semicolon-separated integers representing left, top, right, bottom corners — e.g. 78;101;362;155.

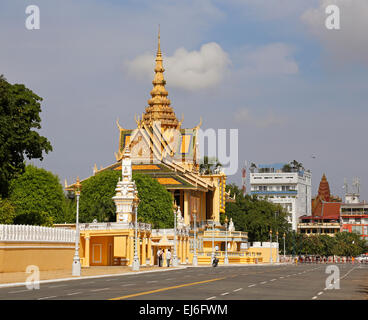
157;24;161;57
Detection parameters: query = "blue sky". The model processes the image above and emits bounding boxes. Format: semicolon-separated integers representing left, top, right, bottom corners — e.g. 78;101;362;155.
1;0;368;200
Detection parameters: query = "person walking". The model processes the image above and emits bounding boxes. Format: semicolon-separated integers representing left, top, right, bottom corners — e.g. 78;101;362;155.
166;249;172;267
157;248;162;267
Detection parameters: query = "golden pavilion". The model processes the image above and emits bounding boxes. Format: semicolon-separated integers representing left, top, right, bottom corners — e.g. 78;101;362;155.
60;31;278;267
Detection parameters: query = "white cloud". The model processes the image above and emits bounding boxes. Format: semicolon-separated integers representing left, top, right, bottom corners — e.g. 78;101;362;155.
301;0;368;66
124;42;231;91
233;108;286;128
235;43;299;76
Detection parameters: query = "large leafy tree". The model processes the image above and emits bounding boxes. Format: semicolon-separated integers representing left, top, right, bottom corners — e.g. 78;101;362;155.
0;198;16;224
8;165;65;226
0;75;52;197
77;170;174;228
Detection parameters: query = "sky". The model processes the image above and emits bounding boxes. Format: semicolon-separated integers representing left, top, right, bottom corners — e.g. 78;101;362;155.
1;0;368;201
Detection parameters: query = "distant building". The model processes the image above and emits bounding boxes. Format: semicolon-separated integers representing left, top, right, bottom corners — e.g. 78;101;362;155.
249;163;312;231
340;192;368;243
298;174;341;236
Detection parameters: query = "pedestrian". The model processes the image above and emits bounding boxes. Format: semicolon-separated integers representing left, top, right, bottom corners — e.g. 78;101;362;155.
166;249;172;267
157;248;162;267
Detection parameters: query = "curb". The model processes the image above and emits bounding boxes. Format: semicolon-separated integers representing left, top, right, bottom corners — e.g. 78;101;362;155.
0;266;189;289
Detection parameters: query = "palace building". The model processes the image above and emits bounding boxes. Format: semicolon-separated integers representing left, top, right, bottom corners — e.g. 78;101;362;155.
60;31;278;267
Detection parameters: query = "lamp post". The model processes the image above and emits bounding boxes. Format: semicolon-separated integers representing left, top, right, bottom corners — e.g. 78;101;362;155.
211;217;215;265
132;192;140;271
270;229;273;264
172;203;179;267
283;233;286;262
224;216;229;265
72;177;82;276
192;208;198;266
276;231;279;263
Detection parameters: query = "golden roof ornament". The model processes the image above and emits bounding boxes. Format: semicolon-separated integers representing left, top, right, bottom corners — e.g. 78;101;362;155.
142;26;179;131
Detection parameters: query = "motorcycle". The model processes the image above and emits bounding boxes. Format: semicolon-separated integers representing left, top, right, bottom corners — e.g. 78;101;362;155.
212;257;219;267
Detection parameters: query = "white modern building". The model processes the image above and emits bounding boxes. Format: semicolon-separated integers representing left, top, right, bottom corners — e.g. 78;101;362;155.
250;163;312;231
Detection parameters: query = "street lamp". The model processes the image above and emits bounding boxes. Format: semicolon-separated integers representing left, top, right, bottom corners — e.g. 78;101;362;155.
270;229;273;264
132;192;140;271
224;216;229;265
72;177;82;276
192;208;198;266
283;233;286;262
276;231;279;263
172;203;179;267
211;217;215;265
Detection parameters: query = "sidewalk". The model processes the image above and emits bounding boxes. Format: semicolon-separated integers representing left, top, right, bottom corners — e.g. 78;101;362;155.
0;265;183;287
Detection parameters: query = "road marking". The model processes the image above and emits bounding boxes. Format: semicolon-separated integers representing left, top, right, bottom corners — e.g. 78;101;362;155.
121;283;134;287
165;278;173;281
67;292;82;296
317;291;323;296
270;279;276;281
110;277;226;300
248;284;256;287
206;296;216;300
8;289;30;294
279;276;284;279
260;281;267;284
81;281;95;285
312;296;318;300
38;296;57;300
106;279;118;282
221;292;229;296
91;288;110;292
48;284;67;288
233;288;242;292
147;281;158;283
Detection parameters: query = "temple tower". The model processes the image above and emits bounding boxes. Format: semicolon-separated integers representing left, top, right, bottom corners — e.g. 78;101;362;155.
112;148;138;223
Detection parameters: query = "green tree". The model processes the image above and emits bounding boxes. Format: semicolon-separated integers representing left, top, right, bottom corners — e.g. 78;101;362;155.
8;165;64;226
224;184;292;243
0;198;16;224
0;75;52;197
78;170;174;228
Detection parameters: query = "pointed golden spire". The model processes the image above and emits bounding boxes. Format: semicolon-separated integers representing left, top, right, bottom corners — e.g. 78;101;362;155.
142;26;179;131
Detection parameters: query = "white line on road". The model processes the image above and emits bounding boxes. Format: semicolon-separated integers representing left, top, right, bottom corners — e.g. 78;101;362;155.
248;284;256;287
106;279;118;282
312;296;318;300
270;279;276;281
233;288;242;292
38;296;57;300
221;292;229;296
121;283;134;287
317;292;323;296
91;288;109;292
206;296;216;300
48;284;67;288
67;292;82;296
260;281;267;284
147;280;158;283
8;289;30;294
279;276;284;279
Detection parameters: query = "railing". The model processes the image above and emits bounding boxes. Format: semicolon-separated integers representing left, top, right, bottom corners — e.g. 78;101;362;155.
203;230;248;238
79;222;152;231
0;224;76;243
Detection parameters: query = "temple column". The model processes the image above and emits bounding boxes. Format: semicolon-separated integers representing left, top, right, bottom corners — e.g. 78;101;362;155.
84;235;90;267
182;238;187;264
147;236;152;265
184;191;190;225
185;237;189;263
129;235;134;266
141;234;147;266
178;236;182;263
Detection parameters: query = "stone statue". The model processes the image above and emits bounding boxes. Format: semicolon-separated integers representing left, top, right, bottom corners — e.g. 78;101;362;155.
228;218;235;232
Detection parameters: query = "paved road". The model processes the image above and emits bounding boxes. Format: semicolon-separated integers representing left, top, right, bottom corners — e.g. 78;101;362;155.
0;264;367;300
